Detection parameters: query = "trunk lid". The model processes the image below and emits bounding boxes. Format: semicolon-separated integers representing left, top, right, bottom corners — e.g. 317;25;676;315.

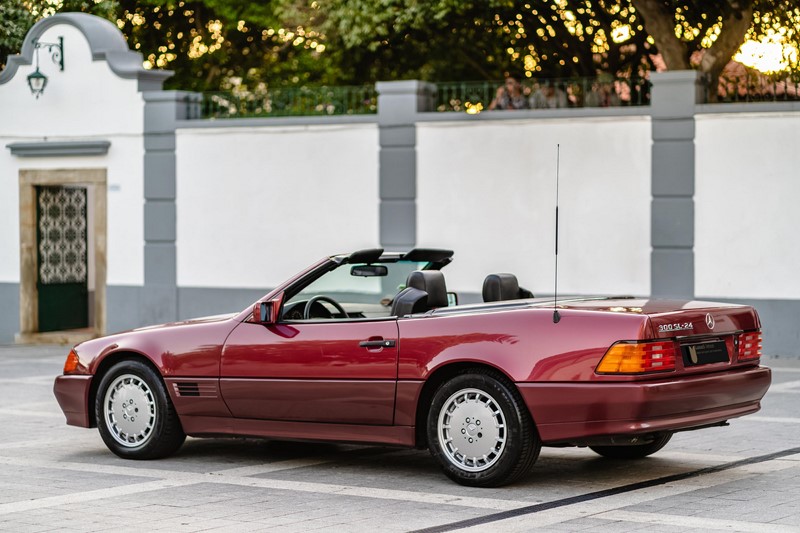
553;297;762;374
551;298;759;338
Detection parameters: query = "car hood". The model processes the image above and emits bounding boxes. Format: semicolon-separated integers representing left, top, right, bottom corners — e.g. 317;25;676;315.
129;313;239;332
74;312;239;346
71;312;240;375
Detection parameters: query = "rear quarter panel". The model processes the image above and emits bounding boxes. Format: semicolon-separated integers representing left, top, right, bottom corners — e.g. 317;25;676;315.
398;308;651;382
397;303;769;445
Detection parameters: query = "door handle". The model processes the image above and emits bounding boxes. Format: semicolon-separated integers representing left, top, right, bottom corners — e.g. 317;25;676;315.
359;339;396;348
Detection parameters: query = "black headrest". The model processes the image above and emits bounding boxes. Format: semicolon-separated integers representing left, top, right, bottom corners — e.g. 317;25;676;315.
406;270;448;308
390;287;428;316
483;273;520;302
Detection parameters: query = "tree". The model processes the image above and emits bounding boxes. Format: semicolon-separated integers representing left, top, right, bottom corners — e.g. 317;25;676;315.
0;0;335;92
0;2;36;68
1;0;663;87
0;1;116;70
631;0;800;100
112;0;339;92
319;0;658;82
321;0;799;92
2;0;798;96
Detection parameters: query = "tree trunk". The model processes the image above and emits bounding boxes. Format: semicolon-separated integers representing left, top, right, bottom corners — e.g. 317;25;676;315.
699;1;755;102
631;0;690;70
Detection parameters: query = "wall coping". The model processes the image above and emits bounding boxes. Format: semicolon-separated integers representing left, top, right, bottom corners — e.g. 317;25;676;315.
172;100;800;128
697;101;800;114
416;106;651;123
173;107;651;130
176;114;378;129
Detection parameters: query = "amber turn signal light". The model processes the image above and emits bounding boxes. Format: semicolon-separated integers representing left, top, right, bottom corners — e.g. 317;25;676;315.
63;349;82;374
596;341;677;374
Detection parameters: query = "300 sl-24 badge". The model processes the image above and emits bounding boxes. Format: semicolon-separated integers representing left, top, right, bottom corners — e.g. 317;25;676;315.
658;322;694;333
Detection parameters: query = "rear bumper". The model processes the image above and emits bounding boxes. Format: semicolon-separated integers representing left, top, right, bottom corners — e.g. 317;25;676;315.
518;365;771;444
53;375;93;428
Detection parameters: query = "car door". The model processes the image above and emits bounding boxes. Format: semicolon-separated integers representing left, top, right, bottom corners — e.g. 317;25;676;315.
219;318;399;425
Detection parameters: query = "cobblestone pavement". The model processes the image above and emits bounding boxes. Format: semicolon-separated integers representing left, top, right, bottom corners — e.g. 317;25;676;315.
1;345;798;532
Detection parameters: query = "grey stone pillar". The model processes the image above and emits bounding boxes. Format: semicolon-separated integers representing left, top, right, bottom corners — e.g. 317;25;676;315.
375;80;436;251
141;91;201;324
649;71;703;298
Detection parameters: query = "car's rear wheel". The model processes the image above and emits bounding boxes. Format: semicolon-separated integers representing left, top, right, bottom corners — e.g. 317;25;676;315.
95;360;185;459
589;433;672;460
427;370;540;487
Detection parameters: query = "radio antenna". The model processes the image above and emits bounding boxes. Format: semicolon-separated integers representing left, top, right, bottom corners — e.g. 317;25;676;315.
553;144;561;324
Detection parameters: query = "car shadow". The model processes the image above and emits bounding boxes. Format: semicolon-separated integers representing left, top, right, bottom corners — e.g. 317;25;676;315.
56;437;706;494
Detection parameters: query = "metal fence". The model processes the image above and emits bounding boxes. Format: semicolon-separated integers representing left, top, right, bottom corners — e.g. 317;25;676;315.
435;77;651;113
199;85;377;119
714;72;800;103
191;73;800;119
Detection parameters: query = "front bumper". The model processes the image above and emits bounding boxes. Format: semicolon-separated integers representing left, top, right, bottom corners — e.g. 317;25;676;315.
53;375;93;427
518;365;771;444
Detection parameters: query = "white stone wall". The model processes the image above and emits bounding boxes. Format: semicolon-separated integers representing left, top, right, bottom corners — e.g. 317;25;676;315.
695;110;800;300
417;115;653;297
0;22;145;286
175;123;380;289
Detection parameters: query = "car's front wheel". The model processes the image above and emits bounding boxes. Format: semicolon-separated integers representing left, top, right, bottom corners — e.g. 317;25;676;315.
95;360;185;459
427;370;540;487
589;432;672;460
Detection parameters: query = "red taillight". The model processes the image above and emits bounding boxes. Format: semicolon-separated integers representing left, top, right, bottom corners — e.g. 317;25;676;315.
737;331;762;361
596;340;677;374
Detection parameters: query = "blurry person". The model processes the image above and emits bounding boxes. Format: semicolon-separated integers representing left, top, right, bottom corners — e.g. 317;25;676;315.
489;76;529;110
584;83;603;107
530;83;569;109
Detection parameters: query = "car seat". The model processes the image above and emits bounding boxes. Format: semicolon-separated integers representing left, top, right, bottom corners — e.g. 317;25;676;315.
391;270;448;316
482;273;534;302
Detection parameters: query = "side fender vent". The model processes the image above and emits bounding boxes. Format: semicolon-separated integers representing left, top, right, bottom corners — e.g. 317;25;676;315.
173;381;217;398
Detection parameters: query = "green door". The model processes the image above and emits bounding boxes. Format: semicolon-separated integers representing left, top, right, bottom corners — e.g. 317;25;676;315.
36;186;89;332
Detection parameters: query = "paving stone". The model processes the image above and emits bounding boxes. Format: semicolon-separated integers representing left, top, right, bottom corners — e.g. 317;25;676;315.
1;346;799;532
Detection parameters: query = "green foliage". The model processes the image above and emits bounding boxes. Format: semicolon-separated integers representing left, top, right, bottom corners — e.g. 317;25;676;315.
0;0;117;70
322;0;799;83
1;0;798;94
0;2;37;67
319;0;527;81
114;0;336;91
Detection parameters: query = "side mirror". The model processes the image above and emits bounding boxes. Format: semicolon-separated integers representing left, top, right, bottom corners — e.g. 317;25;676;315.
447;291;458;306
253;292;284;325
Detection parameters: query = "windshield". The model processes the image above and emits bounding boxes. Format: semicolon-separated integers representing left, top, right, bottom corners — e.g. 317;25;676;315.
282;260;429;320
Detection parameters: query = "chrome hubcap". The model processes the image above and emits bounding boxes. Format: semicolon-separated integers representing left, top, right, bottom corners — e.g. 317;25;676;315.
438;388;506;472
104;374;156;448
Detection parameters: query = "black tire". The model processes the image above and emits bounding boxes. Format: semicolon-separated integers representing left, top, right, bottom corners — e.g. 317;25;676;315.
95;360;185;459
427;370;540;487
589;433;672;460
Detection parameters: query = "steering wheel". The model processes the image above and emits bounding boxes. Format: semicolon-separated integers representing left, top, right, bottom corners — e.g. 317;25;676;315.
303;295;348;320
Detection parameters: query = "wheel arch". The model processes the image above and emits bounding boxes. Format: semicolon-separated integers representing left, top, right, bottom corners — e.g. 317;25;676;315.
413;361;522;448
87;351;164;428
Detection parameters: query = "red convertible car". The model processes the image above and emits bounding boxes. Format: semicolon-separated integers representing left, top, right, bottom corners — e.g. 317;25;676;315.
54;248;771;486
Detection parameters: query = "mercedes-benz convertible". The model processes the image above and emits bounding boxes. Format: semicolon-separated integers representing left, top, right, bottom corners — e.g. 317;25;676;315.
54;248;771;486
